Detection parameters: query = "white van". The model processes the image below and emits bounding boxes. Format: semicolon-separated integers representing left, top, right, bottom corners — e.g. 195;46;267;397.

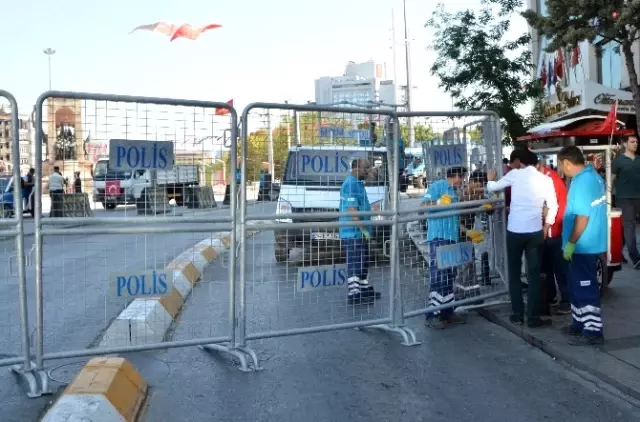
92;158;199;210
274;145;391;263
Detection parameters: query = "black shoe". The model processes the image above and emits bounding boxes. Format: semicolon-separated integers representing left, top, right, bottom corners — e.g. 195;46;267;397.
622;256;629;264
347;292;375;305
561;325;581;337
509;315;524;325
568;334;604;346
634;260;640;269
442;314;466;325
527;318;552;328
541;308;552;317
360;286;382;300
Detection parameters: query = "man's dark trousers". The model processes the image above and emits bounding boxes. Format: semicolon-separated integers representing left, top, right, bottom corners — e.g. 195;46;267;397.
541;236;569;308
50;190;64;217
618;198;640;263
506;230;544;321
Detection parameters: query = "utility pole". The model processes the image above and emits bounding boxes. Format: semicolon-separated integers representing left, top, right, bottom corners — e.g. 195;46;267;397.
266;112;274;175
43;48;56;90
403;0;415;147
391;9;398;100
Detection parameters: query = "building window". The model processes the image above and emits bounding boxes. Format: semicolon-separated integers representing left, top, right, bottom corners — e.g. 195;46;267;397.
538;0;548;16
596;42;622;89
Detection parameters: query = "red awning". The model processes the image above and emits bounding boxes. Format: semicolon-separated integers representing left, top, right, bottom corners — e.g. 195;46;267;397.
517;127;634;142
517;114;633;142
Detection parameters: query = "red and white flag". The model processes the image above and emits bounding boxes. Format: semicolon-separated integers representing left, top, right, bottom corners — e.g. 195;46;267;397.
105;180;120;197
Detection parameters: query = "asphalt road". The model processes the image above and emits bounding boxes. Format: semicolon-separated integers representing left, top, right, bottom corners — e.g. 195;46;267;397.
3;201;640;421
0;201;274;360
137;230;640;422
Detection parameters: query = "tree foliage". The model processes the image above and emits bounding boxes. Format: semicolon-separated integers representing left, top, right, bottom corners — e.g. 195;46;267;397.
523;0;640;130
426;0;544;143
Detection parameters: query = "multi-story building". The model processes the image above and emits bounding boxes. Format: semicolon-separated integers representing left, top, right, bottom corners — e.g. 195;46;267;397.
528;0;640;126
0;107;33;175
314;60;403;110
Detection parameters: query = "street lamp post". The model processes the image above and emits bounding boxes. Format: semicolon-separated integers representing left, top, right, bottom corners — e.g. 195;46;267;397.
402;0;415;147
43;48;56;91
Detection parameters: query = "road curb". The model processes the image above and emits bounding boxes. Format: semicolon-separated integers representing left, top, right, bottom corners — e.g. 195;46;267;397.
478;308;640;402
41;356;147;422
98;222;264;348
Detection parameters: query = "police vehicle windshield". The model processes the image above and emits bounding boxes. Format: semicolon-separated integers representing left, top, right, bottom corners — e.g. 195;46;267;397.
93;161;132;181
283;150;388;187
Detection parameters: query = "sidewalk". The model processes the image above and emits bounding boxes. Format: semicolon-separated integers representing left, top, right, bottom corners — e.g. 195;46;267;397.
480;264;640;400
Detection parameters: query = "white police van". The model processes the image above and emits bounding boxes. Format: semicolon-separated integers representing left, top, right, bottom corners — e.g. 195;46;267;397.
274;145;391;263
92;158;199;210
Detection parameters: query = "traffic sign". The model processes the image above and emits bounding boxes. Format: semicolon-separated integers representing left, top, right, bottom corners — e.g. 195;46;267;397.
110;269;175;300
108;139;174;171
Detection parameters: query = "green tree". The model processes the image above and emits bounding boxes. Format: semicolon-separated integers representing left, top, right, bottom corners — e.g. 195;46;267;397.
426;1;544;143
522;0;640;129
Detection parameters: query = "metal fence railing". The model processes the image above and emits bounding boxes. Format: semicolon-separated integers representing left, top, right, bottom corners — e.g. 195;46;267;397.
28;91;242;397
0;90;40;396
4;95;510;398
237;103;417;348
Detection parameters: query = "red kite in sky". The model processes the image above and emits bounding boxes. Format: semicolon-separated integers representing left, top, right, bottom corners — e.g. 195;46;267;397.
130;22;222;41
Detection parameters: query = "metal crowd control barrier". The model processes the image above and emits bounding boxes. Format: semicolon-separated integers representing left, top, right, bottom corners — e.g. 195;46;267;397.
237;102;418;358
395;111;509;321
27;91;244;397
0;90;40;397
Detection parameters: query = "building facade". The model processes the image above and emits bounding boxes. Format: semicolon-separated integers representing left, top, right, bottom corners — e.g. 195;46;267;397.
528;0;640;127
314;60;404;110
0;107;33;175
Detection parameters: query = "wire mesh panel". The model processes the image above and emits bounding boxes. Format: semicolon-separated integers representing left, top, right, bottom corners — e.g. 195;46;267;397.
31;92;250;384
396;111;508;321
237;103;415;346
0;90;40;396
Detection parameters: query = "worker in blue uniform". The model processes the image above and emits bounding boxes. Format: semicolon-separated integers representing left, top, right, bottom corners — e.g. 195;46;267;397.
339;158;382;305
558;146;607;346
422;166;478;329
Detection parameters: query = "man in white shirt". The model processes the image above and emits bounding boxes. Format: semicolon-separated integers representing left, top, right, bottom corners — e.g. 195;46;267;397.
487;149;559;328
47;166;66;217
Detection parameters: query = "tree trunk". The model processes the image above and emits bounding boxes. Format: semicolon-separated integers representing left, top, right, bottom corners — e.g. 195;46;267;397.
621;41;640;132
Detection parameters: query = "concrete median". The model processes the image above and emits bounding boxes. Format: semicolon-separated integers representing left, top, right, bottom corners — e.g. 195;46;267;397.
98;221;265;348
41;357;147;422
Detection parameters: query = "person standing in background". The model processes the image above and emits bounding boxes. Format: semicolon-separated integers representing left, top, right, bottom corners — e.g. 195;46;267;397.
558;146;607;346
503;150;524;213
74;171;82;193
47;166;66;217
537;160;569;315
612;134;640;268
22;168;35;213
487;150;558;328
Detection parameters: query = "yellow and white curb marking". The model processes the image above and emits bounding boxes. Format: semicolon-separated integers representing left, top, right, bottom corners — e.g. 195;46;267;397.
98;223;264;348
42;357;147;422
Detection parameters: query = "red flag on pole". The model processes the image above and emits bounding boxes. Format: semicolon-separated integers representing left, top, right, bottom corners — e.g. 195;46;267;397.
571;45;581;67
598;100;618;135
555;49;564;79
215;99;233;116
